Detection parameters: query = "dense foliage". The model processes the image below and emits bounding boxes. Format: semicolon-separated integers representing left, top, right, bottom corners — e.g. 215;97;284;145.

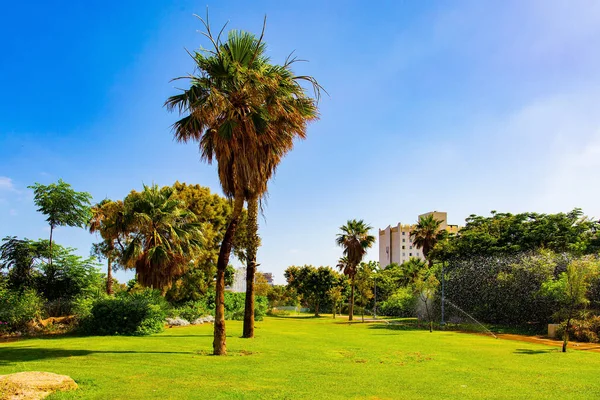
79;290;168;336
285;265;346;316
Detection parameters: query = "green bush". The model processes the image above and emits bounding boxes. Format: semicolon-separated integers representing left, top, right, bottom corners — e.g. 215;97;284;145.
80;290;167;336
557;315;600;343
169;300;212;321
378;287;417;317
0;288;44;333
222;292;267;321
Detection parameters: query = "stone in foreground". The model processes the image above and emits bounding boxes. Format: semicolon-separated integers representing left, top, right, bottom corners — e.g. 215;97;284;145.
0;371;77;400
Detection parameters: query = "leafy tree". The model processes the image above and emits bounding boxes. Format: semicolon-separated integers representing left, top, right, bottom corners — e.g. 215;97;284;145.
254;272;271;297
541;256;599;352
0;237;43;290
327;286;344;319
336;220;375;321
410;214;443;267
121;185;203;294
447;209;600;258
267;285;299;308
89;199;127;294
1;237;102;304
36;244;103;303
28;179;92;267
285;265;342;316
414;268;439;333
355;262;375;322
166;183;249;303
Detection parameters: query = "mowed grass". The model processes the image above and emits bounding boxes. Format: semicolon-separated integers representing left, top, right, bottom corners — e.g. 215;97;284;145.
1;316;599;399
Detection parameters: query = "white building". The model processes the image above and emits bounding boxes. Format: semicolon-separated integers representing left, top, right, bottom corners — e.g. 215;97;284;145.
229;267;247;293
378;211;458;268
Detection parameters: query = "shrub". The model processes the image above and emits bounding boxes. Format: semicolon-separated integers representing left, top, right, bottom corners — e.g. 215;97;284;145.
222;292;268;321
378;287;417;317
80;290;167;336
169;300;211;321
0;288;44;333
557;315;600;343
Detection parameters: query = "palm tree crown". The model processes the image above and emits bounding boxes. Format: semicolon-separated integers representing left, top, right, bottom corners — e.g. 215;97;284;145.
410;214;443;265
336;219;375;321
121;185;203;292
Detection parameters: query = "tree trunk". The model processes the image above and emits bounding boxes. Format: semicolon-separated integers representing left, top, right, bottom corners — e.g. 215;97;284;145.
48;224;54;267
333;304;336;319
361;305;364;322
349;277;355;321
106;255;113;295
213;191;245;356
243;196;259;338
563;315;572;353
314;301;319;317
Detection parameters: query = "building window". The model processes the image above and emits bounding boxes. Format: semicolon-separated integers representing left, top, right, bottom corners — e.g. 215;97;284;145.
402;245;405;249
409;253;412;256
402;239;405;243
402;253;405;257
402;232;405;235
409;246;412;249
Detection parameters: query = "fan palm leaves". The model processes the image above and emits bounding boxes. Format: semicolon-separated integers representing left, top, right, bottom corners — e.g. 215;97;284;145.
120;185;203;293
336;220;375;320
410;214;443;266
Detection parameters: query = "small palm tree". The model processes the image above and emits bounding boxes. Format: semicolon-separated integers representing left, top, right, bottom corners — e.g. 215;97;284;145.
121;185;203;294
410;214;443;267
336;220;375;321
89;199;127;294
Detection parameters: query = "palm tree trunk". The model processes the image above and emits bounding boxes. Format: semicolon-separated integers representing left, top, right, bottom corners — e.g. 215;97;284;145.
213;190;245;356
349;277;355;321
48;224;54;267
243;195;259;338
106;255;113;295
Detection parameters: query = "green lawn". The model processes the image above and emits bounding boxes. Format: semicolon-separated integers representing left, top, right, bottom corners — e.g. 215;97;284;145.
1;316;599;399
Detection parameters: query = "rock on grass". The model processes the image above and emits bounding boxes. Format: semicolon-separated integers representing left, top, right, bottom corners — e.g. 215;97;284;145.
0;371;77;400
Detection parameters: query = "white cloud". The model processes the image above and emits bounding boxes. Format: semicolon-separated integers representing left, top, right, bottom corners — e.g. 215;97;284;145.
0;177;15;191
9;209;17;216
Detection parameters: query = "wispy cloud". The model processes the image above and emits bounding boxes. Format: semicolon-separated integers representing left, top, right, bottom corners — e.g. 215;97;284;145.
0;176;15;191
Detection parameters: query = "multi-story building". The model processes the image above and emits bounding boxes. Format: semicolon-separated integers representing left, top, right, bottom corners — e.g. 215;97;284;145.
227;268;275;292
378;211;459;268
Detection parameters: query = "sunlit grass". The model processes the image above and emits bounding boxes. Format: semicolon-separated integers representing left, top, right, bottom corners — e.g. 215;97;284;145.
0;316;599;399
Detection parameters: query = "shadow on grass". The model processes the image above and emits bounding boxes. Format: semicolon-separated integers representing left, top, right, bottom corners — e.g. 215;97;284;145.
0;347;201;365
154;334;214;338
514;348;555;355
267;315;323;319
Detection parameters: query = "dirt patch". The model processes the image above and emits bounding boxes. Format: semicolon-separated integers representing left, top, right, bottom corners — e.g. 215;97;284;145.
494;333;600;352
0;372;77;400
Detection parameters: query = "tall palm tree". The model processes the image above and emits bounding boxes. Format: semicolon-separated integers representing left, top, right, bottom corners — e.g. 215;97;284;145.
121;185;203;293
166;26;272;355
336;220;375;321
166;18;321;352
242;62;320;338
89;199;126;295
410;214;443;267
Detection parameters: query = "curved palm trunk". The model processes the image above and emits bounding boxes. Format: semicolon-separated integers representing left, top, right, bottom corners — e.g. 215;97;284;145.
214;190;245;356
106;255;113;295
349;276;355;321
243;196;259;338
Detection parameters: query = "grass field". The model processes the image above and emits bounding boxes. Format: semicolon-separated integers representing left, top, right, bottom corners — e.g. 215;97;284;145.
1;316;599;399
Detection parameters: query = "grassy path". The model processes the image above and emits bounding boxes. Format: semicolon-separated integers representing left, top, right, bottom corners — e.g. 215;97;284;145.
0;316;599;399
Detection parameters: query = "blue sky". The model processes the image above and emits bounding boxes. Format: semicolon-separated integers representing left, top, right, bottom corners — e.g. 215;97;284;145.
1;0;599;284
